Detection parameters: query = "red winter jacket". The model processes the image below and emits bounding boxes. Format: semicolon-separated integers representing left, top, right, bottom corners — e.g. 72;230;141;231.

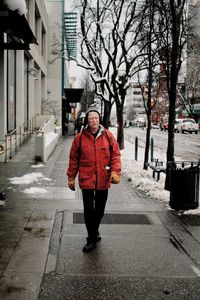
67;126;121;190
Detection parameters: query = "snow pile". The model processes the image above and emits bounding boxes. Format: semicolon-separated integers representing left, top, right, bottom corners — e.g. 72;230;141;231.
23;187;47;194
8;172;47;185
120;134;200;215
8;172;52;194
121;138;169;204
4;0;27;15
31;164;44;169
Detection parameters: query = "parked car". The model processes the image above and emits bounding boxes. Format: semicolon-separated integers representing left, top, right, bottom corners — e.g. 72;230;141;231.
176;118;198;134
174;119;183;133
151;123;160;129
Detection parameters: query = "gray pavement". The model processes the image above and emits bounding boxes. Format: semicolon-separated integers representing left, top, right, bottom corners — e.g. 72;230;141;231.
0;135;200;299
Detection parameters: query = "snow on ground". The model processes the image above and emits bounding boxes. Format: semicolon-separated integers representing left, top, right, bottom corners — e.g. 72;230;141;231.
112;128;200;215
121;137;170;204
23;187;47;194
8;172;51;194
31;164;44;168
8;172;45;185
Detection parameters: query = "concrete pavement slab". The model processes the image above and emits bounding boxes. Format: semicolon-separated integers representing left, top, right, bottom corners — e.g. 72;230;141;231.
56;233;196;278
0;271;43;300
36;199;81;211
5;236;50;273
38;275;200;300
61;223;169;238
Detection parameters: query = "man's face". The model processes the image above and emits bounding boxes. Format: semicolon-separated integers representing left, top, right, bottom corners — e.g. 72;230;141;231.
87;111;100;132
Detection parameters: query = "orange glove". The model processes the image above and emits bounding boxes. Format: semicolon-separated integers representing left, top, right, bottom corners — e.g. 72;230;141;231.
68;178;75;191
110;171;120;184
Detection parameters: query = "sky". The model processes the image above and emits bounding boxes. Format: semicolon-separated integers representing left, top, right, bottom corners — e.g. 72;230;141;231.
2;128;199;215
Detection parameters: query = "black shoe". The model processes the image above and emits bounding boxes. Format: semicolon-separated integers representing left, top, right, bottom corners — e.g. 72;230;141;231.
83;240;97;253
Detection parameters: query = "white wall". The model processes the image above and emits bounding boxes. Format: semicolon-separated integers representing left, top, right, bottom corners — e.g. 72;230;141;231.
16;51;24;127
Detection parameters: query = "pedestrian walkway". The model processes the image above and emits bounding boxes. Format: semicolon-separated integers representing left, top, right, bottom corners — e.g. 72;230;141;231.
1;135;200;299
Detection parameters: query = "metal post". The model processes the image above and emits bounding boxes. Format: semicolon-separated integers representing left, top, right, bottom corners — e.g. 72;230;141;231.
9;135;12;159
135;136;138;161
150;137;154;162
5;135;7;163
20;125;22;147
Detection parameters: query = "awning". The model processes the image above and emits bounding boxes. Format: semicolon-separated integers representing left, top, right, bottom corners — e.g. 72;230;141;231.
0;8;38;50
64;88;84;103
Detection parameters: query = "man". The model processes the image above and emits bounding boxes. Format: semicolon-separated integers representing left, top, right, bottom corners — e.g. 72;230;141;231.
67;107;121;253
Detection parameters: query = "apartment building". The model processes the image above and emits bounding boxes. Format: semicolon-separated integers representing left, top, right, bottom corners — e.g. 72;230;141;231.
124;83;146;123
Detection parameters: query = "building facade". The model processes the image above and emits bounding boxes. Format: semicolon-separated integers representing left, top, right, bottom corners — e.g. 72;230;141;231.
124;83;146;124
0;0;69;157
0;0;48;142
45;0;69;126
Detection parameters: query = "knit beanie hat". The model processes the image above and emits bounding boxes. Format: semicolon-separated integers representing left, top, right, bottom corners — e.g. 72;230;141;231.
84;106;101;126
86;106;101;116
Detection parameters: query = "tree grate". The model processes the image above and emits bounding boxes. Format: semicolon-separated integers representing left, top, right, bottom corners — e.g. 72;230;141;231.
73;213;151;225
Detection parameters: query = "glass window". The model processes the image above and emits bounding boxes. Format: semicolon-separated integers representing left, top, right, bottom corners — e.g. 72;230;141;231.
7;50;16;132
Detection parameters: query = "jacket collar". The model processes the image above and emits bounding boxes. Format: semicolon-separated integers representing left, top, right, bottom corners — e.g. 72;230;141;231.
83;124;105;139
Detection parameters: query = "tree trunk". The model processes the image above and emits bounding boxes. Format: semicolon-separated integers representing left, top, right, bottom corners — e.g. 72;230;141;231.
165;88;176;191
103;100;112;129
165;47;177;190
144;115;151;170
116;104;124;150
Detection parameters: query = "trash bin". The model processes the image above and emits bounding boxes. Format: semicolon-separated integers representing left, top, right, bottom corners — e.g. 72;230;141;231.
169;161;200;210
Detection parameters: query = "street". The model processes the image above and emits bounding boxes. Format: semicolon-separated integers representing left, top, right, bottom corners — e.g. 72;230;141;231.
124;127;200;161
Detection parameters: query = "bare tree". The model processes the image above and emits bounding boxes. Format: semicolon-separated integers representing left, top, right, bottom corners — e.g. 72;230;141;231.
138;0;159;170
154;0;188;189
79;71;95;112
75;0;151;149
134;0;161;169
186;64;200;104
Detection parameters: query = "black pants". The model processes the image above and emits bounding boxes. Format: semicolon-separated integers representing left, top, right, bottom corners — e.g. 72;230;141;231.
82;189;108;240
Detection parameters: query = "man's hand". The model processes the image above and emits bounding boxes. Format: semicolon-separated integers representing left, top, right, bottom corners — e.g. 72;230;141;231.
68;178;75;191
110;171;120;184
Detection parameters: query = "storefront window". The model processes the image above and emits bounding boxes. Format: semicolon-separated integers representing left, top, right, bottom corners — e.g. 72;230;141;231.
24;55;29;122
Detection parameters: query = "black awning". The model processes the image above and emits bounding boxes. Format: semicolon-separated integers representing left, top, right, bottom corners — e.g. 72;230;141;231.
0;8;38;50
64;88;84;103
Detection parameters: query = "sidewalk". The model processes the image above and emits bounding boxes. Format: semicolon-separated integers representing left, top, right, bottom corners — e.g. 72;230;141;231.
1;135;200;299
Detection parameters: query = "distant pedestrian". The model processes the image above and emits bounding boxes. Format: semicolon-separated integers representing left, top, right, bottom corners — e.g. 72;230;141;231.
67;107;121;253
